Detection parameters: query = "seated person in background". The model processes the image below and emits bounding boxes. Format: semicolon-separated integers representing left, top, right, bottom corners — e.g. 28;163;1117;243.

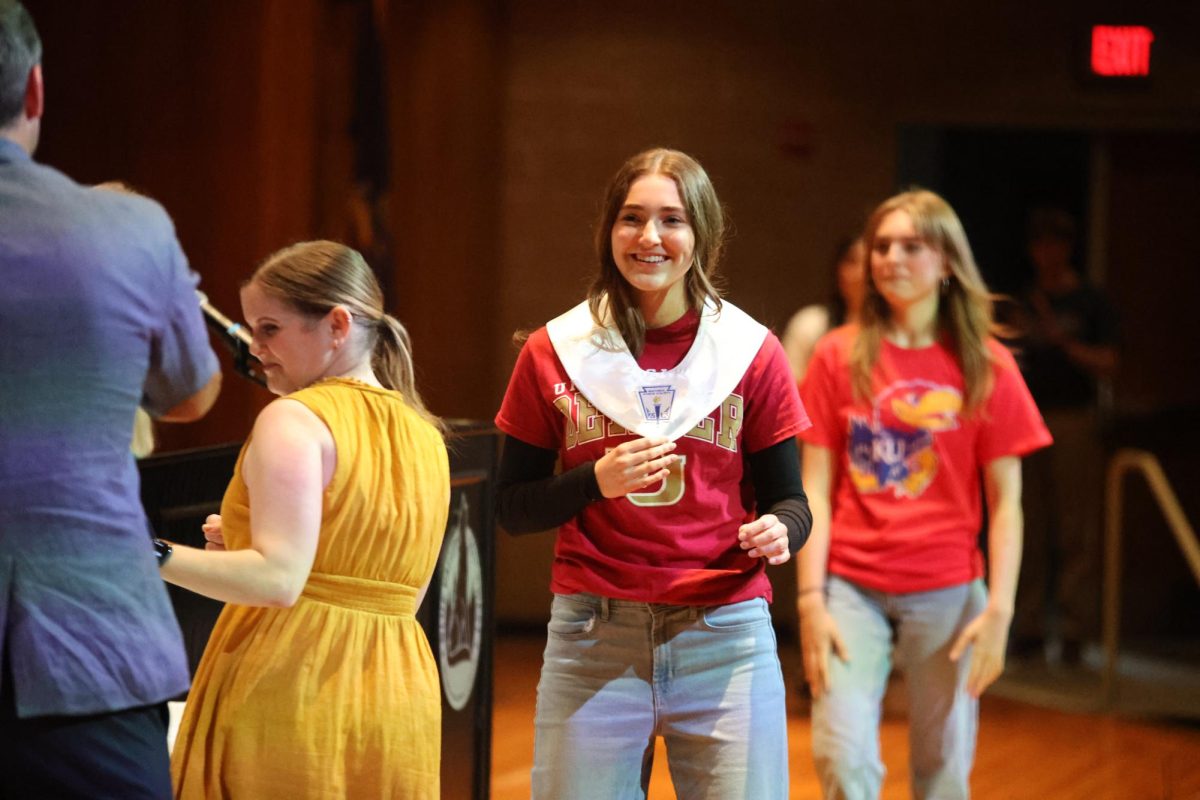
781;236;867;383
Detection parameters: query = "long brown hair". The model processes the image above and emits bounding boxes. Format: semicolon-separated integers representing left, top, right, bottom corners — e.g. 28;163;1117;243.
587;148;726;355
251;240;439;427
851;189;1001;414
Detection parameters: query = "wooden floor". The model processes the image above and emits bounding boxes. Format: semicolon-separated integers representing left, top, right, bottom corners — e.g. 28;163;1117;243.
490;633;1200;800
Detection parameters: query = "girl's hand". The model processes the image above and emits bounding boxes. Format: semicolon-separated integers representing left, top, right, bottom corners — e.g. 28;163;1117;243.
799;594;849;699
738;514;791;565
594;437;678;499
201;514;225;551
949;605;1012;697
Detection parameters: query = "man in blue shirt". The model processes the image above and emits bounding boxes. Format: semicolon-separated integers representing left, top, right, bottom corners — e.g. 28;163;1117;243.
0;2;222;796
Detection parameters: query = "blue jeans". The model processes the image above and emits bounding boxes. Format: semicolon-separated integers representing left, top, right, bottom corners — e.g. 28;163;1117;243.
532;593;789;799
811;576;987;800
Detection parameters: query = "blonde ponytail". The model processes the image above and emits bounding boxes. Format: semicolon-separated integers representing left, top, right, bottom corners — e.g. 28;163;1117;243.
373;313;441;429
253;240;442;431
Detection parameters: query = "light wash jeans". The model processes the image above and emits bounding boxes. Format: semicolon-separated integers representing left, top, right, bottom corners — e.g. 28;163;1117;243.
531;592;789;800
811;575;987;800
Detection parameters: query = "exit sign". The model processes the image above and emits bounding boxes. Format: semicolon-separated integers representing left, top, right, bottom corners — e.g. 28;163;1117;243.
1090;25;1154;77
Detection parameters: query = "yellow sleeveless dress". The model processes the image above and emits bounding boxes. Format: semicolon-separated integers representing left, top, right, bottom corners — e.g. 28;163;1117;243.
171;378;450;799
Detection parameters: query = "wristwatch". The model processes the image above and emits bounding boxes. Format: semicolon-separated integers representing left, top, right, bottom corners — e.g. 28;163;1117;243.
153;538;173;567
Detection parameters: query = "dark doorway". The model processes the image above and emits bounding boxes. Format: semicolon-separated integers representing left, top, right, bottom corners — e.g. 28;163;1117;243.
897;127;1091;295
897;125;1200;661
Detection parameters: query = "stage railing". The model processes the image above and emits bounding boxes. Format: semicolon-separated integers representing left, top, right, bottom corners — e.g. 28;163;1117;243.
1102;448;1200;705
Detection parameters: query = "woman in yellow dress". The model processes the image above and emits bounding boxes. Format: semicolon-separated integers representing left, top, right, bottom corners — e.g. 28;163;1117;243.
161;241;450;798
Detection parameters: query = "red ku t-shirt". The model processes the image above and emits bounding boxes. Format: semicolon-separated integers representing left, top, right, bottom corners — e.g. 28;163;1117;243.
496;309;810;605
800;326;1052;594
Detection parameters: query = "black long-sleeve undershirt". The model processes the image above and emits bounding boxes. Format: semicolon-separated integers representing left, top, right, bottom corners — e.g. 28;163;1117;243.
494;434;812;555
494;436;603;534
745;435;812;555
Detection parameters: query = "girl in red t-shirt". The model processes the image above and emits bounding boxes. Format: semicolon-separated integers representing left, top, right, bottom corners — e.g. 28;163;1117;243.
797;189;1051;799
495;149;811;799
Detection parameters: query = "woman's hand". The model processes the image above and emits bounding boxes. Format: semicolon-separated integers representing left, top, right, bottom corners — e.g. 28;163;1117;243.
949;605;1012;697
738;514;791;565
201;514;225;551
594;437;678;498
799;593;849;699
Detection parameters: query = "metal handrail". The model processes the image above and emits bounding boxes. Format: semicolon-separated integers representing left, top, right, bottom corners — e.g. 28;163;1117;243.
1102;448;1200;705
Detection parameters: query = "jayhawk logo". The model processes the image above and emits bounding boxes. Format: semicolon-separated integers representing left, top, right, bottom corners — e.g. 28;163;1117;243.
847;380;962;498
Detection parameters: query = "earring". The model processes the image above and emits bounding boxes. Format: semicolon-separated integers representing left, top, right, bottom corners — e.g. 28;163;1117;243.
941;276;951;295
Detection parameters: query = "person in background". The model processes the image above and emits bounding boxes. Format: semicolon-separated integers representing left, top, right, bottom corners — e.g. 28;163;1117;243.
0;2;221;796
781;235;868;699
131;408;156;459
1009;206;1119;665
781;236;868;383
163;241;450;799
797;189;1051;799
495;148;812;799
93;181;160;459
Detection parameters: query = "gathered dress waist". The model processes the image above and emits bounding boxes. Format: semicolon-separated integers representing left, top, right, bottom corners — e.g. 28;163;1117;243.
300;571;418;616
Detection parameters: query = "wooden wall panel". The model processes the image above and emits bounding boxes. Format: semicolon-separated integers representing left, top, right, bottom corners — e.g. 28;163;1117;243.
25;1;331;450
383;0;507;421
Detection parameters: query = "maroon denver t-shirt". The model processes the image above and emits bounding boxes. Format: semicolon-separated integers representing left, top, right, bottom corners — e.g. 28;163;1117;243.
496;309;809;606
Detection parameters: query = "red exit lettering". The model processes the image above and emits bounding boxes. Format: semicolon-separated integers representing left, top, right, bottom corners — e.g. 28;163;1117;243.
1091;25;1154;77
